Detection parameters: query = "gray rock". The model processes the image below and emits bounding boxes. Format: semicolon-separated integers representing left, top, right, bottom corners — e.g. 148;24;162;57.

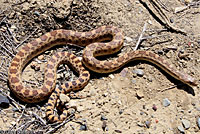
145;120;151;128
80;124;87;131
120;68;128;77
131;79;136;84
152;104;157;111
0;94;10;108
34;11;40;16
197;117;200;129
182;119;190;129
102;121;107;131
101;115;107;121
178;125;184;133
163;98;171;107
133;69;144;77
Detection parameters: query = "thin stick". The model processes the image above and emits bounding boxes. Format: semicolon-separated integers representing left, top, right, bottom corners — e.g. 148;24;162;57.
32;112;46;125
11;105;26;130
0;50;10;57
160;84;178;92
134;22;148;50
5;23;18;47
15;120;35;131
0;16;7;25
0;41;15;57
139;0;186;35
0;71;8;76
0;75;7;81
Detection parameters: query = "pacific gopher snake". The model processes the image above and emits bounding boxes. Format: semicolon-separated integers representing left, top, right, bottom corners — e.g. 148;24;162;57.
8;26;197;122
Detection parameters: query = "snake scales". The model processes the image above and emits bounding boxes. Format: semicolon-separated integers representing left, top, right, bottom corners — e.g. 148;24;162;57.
8;26;197;123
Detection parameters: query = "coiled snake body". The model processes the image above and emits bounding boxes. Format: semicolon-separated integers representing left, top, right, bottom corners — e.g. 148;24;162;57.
8;26;197;123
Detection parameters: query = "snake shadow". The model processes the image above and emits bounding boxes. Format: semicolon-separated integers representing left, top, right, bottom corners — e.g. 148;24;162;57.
88;52;196;96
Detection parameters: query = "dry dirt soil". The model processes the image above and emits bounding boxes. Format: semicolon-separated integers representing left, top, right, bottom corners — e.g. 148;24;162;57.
0;0;200;134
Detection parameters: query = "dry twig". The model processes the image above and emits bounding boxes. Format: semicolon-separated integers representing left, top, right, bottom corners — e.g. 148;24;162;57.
139;0;187;35
134;22;148;50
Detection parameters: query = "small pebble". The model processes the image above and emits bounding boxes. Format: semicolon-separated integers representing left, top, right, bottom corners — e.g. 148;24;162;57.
196;107;200;111
163;98;171;107
119;109;124;114
178;125;184;133
11;121;16;125
102;121;107;131
145;120;151;128
0;94;10;108
101;115;107;121
179;49;185;54
68;108;76;115
109;74;115;79
103;93;108;97
38;55;44;60
125;36;133;42
12;107;19;112
148;20;152;25
157;50;164;54
80;124;87;131
152;104;157;111
57;73;63;79
34;11;40;16
155;119;159;123
115;129;122;133
170;18;174;23
182;119;190;129
31;62;40;71
120;68;128;77
133;69;144;77
197;117;200;129
197;40;200;45
131;79;136;84
136;90;144;99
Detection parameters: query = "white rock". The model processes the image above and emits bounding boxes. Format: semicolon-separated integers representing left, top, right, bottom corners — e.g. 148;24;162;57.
163;98;171;107
182;119;190;129
109;74;115;79
125;36;133;42
178;125;184;133
59;94;70;103
133;69;144;77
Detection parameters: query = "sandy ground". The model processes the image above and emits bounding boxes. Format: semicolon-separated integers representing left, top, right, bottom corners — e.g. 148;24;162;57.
0;0;199;133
